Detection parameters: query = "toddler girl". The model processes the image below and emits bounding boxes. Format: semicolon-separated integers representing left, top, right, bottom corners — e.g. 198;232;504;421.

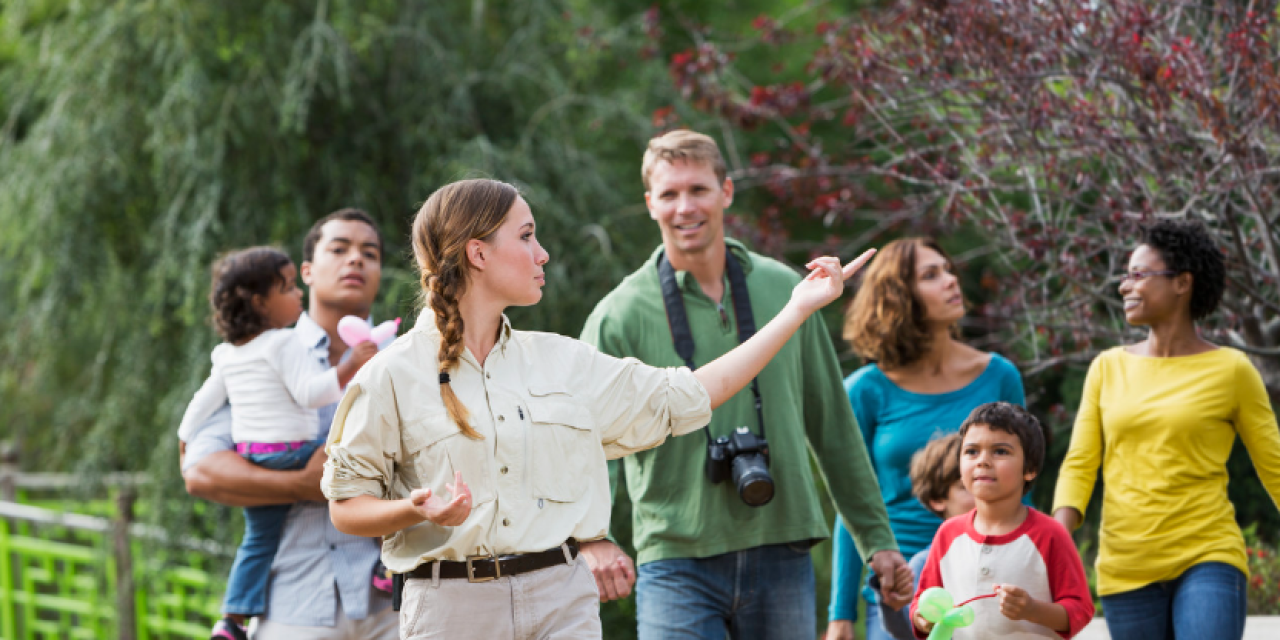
177;246;376;640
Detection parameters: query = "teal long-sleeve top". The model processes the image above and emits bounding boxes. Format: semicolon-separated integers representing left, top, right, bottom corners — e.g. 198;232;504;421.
828;357;1024;621
580;240;898;565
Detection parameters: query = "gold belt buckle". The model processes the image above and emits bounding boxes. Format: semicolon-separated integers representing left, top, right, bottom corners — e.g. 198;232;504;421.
466;554;499;583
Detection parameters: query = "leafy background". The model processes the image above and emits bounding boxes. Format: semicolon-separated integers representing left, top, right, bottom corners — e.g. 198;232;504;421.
4;0;1279;636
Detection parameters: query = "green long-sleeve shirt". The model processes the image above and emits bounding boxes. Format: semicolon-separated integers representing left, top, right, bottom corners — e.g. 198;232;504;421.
580;239;897;565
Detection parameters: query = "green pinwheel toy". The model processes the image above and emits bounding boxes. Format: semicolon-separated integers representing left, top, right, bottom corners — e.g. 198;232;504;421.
916;587;979;640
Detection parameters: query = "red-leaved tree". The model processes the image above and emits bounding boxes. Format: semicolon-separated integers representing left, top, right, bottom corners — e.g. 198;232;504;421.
663;0;1280;395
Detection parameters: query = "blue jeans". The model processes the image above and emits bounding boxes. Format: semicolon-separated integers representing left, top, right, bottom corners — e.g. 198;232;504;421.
1100;562;1246;640
636;542;816;640
863;595;914;640
222;440;322;616
861;570;914;640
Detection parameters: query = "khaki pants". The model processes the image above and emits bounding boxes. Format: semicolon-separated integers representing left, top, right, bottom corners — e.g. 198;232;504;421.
400;554;602;639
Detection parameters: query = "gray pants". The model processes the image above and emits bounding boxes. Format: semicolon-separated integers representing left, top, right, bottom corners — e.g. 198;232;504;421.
400;554;602;639
252;596;398;639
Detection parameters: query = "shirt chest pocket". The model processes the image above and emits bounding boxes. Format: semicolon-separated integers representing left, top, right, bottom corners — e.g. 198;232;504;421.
401;412;496;506
525;393;597;503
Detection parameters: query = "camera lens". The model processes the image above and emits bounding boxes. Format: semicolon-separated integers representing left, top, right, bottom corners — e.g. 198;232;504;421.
732;453;774;506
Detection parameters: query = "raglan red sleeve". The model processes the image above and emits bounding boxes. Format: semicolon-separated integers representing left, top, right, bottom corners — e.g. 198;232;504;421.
1029;510;1095;638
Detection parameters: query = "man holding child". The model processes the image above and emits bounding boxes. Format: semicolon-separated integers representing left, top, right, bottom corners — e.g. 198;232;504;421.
180;209;398;640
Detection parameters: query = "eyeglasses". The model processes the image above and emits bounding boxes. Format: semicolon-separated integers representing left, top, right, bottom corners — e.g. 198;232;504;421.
1119;270;1180;282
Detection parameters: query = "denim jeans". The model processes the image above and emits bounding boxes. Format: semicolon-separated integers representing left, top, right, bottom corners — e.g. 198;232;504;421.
856;565;917;640
863;595;915;640
1100;561;1246;640
636;542;816;640
222;440;322;616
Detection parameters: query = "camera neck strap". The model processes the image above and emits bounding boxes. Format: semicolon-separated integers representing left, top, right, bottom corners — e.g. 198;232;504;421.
657;248;765;442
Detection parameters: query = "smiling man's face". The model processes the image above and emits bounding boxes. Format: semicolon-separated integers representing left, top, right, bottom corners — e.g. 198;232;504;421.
645;158;732;264
301;218;382;315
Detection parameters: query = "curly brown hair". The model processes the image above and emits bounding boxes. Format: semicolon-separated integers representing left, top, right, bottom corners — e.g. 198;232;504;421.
209;246;292;344
843;237;959;369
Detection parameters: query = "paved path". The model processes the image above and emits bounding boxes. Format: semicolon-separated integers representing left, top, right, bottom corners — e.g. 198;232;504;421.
1076;617;1280;639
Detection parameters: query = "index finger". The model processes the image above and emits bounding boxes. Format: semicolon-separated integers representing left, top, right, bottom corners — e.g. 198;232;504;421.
842;248;877;280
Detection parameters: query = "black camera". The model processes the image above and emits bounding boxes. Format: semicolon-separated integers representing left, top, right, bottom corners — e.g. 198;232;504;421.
705;426;774;507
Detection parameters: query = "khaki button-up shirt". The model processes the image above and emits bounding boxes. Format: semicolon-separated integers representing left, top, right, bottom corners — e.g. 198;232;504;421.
322;313;712;571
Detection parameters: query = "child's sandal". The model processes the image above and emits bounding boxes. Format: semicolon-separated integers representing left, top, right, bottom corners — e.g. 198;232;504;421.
211;617;249;640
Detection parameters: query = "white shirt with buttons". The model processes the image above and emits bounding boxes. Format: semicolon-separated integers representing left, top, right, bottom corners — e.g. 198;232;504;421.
321;311;712;572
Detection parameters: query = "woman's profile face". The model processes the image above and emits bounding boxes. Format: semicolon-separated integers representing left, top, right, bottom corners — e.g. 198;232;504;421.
1119;244;1185;326
472;197;550;308
911;246;964;328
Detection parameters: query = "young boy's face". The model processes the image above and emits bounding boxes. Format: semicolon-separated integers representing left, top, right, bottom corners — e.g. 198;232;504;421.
960;423;1036;504
928;481;976;520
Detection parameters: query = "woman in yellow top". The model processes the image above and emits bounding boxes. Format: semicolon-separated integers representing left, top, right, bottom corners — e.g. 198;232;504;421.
1053;219;1280;640
319;178;875;639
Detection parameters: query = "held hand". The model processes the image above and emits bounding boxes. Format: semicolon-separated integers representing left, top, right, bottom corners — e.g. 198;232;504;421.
893;562;915;604
822;619;856;640
995;584;1032;621
578;540;636;602
869;549;913;611
789;250;877;316
409;471;472;526
350;341;379;368
336;341;380;387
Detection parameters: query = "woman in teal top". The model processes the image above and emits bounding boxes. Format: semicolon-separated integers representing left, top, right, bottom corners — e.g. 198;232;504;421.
824;238;1025;640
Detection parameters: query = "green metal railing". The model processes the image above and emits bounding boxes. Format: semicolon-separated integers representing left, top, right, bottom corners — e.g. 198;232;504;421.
0;476;227;640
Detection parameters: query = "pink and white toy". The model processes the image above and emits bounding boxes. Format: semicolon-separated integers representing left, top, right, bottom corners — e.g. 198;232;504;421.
337;316;401;347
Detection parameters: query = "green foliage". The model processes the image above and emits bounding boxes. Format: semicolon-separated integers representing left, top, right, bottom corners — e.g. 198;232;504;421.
0;5;678;635
1243;523;1280;615
0;0;672;474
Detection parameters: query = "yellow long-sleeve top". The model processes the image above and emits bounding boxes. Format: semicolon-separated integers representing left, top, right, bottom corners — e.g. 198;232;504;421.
1053;346;1280;596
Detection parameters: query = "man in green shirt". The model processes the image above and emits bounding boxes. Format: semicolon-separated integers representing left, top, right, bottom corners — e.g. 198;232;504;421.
579;130;909;638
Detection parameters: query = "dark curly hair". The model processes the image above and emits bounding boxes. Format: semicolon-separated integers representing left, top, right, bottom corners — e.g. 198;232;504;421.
209;247;292;343
1139;219;1225;322
959;402;1045;495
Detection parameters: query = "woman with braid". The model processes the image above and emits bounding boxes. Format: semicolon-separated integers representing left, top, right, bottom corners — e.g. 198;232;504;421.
320;178;876;638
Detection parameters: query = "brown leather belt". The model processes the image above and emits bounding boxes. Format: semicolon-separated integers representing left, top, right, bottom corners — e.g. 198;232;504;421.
407;539;579;583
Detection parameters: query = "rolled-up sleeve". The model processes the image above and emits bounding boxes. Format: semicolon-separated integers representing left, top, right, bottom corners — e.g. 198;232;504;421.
575;345;711;459
322;382;398;501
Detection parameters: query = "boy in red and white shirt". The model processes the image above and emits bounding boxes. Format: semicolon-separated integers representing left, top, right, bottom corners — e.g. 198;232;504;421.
911;402;1094;639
